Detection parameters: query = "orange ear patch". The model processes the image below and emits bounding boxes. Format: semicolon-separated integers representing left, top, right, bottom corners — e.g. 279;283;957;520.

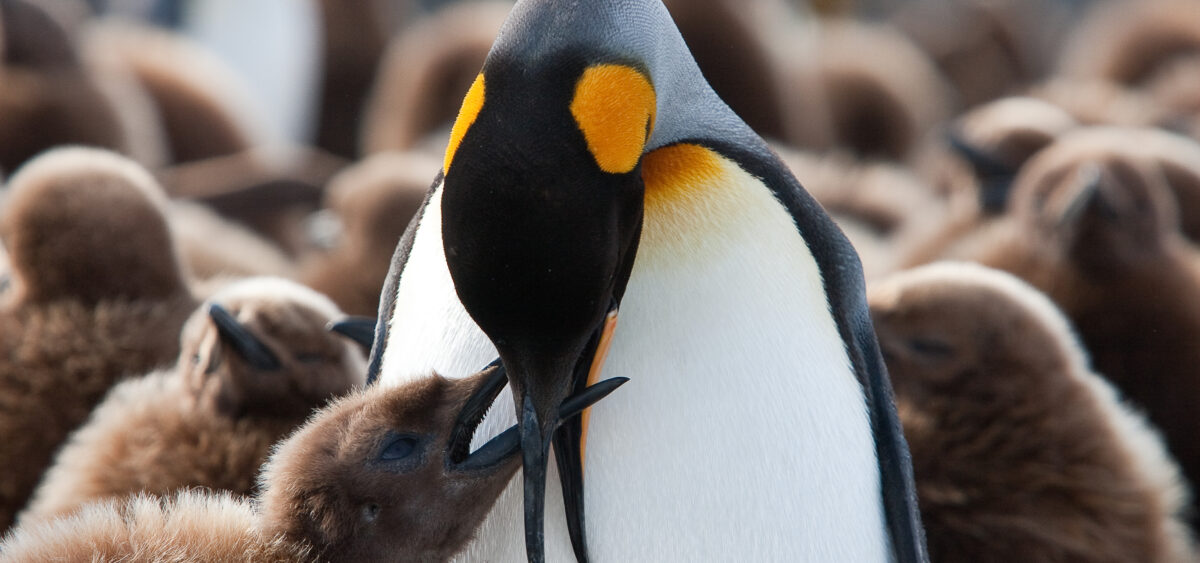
444;74;486;173
570;65;656;174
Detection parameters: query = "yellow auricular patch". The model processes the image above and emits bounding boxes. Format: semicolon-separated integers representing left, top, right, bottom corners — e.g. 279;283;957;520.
570;65;656;174
444;74;486;173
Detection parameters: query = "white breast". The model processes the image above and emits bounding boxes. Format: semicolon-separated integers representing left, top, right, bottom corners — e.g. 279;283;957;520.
381;158;888;561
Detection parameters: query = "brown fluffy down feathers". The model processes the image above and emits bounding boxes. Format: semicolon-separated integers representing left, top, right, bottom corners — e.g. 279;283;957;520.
19;277;366;523
0;492;310;562
0;296;195;533
300;151;438;316
0;148;196;532
871;262;1196;562
17;371;299;524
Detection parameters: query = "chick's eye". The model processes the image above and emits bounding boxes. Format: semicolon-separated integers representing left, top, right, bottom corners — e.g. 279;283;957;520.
379;435;419;461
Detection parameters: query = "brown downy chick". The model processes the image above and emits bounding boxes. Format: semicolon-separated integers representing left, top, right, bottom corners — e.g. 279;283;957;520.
891;0;1063;108
0;146;183;305
19;277;365;523
1;369;626;562
0;148;196;532
902;97;1078;267
962;129;1200;517
83;20;262;164
301;152;438;316
169;200;296;283
797;20;952;161
362;1;512;156
871;262;1196;563
1059;0;1200;90
0;0;141;171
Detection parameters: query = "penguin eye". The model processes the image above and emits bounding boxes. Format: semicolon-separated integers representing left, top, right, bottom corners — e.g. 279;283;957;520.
377;433;423;464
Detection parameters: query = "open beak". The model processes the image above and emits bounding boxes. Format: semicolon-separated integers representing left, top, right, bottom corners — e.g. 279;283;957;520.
449;360;629;474
327;316;377;352
208;304;281;371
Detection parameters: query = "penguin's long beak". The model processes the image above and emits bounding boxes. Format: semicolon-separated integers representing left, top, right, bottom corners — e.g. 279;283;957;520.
208;304;282;371
514;305;620;563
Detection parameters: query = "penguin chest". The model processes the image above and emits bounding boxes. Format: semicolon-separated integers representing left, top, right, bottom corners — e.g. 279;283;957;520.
574;145;889;560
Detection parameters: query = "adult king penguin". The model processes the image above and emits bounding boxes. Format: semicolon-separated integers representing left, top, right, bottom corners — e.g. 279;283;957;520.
370;0;927;561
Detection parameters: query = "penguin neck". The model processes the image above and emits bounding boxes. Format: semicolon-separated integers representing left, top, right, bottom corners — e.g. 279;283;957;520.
637;142;760;265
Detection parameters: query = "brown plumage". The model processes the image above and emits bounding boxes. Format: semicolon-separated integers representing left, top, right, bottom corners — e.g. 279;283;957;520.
1032;79;1172;130
871;262;1196;563
168;200;296;283
0;148;196;532
797;20;951;161
361;1;512;155
300;151;438;316
902;97;1078;267
2;368;536;562
1059;0;1200;89
958;128;1200;518
159;147;346;256
314;0;410;158
891;0;1063;108
20;278;365;523
83;20;261;164
0;1;123;171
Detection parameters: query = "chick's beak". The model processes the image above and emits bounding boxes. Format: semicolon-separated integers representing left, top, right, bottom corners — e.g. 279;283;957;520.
208;304;281;371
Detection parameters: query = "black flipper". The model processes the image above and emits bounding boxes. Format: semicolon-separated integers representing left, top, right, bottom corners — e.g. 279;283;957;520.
366;172;442;386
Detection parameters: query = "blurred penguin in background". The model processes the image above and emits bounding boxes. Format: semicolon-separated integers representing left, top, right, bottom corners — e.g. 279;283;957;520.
958;128;1200;515
0;0;165;172
19;278;365;524
301;151;439;316
0;147;196;532
362;1;512;157
872;262;1196;563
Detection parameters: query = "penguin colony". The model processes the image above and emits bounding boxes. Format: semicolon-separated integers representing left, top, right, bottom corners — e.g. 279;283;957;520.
2;0;1200;561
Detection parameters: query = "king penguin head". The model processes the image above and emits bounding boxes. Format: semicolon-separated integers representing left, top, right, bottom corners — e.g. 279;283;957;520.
435;1;759;561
